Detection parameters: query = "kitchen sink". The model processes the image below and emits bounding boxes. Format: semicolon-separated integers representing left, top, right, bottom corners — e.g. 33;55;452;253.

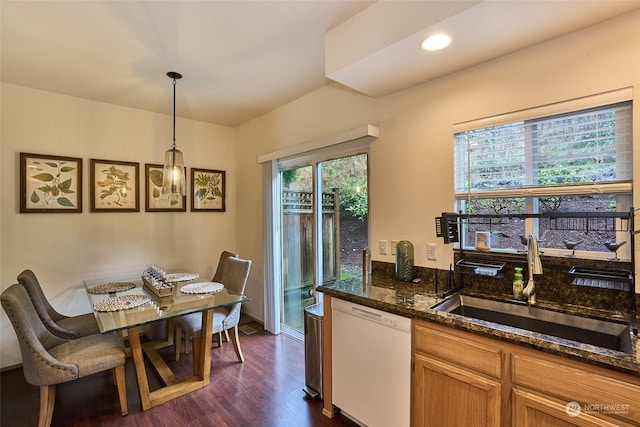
432;294;633;354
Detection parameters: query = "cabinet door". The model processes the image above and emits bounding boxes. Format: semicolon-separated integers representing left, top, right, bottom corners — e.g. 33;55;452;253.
512;389;636;427
414;353;501;427
511;352;640;425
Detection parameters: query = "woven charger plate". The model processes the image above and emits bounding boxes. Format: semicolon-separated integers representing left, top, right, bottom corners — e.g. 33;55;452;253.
166;272;200;283
180;282;224;294
87;282;136;294
93;295;151;312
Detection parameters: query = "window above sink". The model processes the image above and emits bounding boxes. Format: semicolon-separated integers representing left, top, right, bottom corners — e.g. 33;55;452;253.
452;89;633;260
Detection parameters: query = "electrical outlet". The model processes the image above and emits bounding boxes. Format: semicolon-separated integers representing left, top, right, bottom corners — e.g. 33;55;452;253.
391;240;399;255
379;240;388;255
427;243;437;260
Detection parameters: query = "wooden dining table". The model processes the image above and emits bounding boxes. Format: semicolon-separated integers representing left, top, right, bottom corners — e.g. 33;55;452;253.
83;275;249;410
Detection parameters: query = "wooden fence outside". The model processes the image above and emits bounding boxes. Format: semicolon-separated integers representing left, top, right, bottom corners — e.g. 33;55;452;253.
281;189;340;292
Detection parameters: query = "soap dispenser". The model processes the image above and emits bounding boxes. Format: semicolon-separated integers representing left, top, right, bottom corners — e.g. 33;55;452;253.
513;267;524;300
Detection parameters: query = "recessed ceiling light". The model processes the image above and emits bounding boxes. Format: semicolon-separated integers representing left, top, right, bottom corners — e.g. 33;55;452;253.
421;34;451;51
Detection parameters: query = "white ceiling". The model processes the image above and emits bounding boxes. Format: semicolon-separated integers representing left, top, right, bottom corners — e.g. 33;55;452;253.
2;1;639;127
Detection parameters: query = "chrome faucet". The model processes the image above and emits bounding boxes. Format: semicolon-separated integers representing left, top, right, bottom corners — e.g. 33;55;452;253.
523;234;543;305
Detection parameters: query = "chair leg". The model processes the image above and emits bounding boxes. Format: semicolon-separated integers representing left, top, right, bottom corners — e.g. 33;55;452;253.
113;365;128;416
224;329;230;342
217;332;223;347
229;325;245;363
39;384;55;427
174;326;182;361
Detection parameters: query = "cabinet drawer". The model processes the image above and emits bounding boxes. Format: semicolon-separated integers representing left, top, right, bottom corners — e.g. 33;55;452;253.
512;352;640;424
414;321;503;379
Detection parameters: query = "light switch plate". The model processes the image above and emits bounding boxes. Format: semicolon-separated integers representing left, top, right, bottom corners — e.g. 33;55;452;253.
427;243;437;260
379;240;388;255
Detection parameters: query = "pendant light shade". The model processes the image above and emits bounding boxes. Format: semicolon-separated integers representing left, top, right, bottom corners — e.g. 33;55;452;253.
162;146;185;194
161;71;186;203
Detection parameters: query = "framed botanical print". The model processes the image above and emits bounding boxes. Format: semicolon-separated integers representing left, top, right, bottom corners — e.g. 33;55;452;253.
90;159;139;212
191;168;225;212
20;152;83;213
144;163;186;212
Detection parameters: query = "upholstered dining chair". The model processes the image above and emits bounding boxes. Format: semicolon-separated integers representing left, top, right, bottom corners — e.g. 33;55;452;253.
17;269;100;339
174;250;237;360
174;257;251;364
1;284;128;427
213;250;238;283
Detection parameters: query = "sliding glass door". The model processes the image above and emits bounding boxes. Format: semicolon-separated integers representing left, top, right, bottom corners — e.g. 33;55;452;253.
279;153;368;338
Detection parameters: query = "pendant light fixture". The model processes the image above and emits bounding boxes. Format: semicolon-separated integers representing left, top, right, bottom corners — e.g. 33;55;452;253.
161;71;186;204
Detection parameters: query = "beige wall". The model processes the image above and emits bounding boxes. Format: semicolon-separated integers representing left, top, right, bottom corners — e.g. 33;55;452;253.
1;84;237;367
236;10;640;319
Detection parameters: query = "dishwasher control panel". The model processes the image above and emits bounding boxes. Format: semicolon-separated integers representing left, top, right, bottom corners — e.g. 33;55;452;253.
332;298;412;333
382;316;403;329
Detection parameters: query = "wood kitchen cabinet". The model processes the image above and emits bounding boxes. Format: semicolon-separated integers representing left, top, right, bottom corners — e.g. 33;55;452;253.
413;321;505;427
413;320;640;427
414;354;501;427
511;351;640;426
512;388;636;427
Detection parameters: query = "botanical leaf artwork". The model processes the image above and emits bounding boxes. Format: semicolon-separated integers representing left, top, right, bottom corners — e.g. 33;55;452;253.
149;168;163;199
194;172;223;206
96;165;132;207
149;168;179;207
27;159;77;208
144;164;185;211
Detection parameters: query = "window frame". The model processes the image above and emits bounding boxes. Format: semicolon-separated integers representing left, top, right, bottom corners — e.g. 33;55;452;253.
453;89;633;258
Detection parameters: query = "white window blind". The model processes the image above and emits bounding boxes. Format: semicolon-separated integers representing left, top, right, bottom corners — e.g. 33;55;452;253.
454;101;632;200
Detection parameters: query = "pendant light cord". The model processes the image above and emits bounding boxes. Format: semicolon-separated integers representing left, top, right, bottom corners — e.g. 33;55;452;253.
167;71;181;150
172;77;177;150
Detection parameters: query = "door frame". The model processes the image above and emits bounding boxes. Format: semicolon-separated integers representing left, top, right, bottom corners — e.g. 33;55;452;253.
262;135;373;335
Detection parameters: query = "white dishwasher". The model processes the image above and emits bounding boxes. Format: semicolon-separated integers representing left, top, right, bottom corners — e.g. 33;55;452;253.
332;298;412;427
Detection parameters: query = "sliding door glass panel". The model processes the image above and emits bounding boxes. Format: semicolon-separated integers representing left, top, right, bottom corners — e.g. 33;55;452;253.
281;166;314;335
320;154;368;285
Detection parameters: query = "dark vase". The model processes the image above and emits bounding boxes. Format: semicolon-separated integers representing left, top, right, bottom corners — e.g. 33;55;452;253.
395;240;414;282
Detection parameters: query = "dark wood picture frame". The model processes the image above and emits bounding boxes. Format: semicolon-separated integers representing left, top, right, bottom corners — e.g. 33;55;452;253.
90;159;140;212
20;152;83;213
144;163;186;212
191;168;225;212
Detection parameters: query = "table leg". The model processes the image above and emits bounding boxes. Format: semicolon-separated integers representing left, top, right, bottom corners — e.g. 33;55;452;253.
165;319;175;346
127;325;152;411
195;309;214;386
128;310;215;410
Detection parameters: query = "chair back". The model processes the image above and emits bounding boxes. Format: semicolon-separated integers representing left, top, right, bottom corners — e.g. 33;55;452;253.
220;257;251;296
212;251;238;283
17;269;77;338
219;257;251;330
1;284;77;386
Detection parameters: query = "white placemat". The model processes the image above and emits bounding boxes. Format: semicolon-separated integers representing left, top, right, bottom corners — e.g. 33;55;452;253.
166;272;200;283
93;294;151;312
87;282;136;294
180;282;224;294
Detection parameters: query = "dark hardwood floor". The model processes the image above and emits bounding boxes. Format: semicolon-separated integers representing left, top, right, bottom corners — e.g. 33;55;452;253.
1;322;358;427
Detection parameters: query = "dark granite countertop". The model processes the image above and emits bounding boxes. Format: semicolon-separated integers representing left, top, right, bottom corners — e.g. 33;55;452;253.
317;274;640;377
